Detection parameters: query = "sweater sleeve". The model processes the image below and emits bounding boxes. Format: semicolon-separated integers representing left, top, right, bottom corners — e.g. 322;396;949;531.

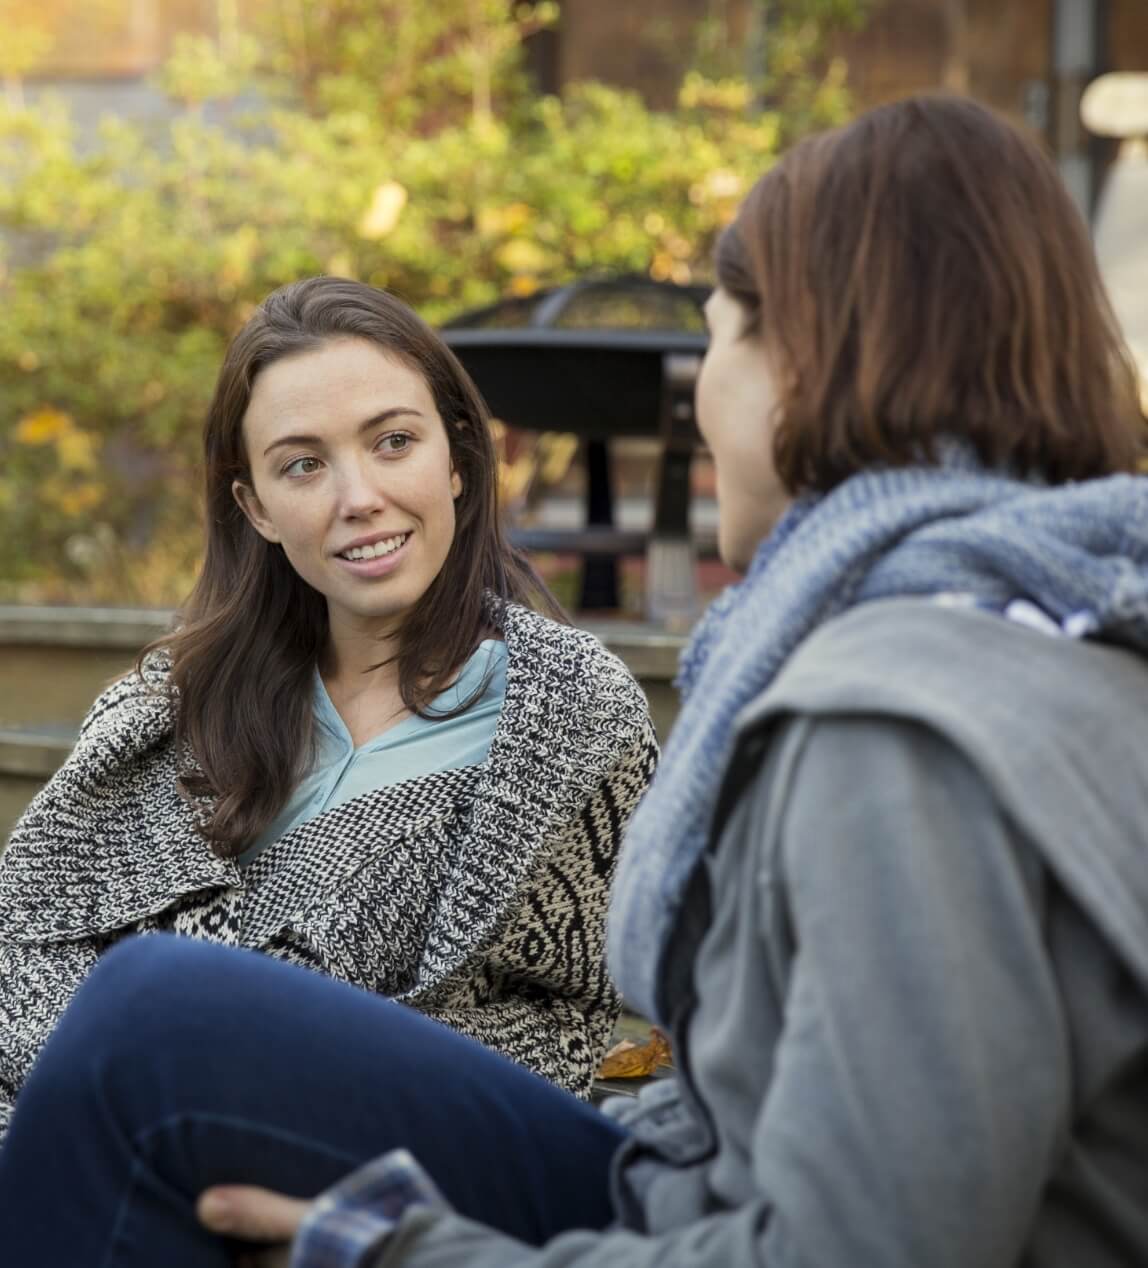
417;722;658;1097
0;1083;13;1143
0;938;106;1150
0;673;162;1149
353;716;1071;1268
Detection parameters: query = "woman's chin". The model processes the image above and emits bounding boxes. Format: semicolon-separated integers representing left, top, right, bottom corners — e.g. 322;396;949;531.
718;525;764;575
719;500;794;574
718;541;752;575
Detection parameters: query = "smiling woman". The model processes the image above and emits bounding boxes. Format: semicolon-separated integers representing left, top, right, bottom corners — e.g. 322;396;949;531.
0;278;658;1140
234;341;463;651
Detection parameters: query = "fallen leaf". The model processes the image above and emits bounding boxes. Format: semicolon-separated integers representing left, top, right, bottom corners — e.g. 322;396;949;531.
598;1027;673;1079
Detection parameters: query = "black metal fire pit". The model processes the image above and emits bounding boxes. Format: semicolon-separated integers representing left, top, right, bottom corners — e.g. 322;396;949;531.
441;276;709;623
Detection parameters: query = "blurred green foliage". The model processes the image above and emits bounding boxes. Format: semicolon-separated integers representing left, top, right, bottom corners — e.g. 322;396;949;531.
0;0;863;604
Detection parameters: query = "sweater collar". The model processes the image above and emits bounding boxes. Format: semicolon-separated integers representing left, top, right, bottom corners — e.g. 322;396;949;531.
0;600;629;993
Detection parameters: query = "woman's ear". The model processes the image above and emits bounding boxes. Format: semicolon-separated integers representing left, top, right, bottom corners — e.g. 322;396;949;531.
450;467;463;500
232;479;281;543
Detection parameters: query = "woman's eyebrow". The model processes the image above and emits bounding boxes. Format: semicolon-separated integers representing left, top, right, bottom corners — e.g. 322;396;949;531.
261;407;424;456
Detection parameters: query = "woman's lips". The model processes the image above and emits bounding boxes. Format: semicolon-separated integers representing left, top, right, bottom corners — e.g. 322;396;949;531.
334;532;413;577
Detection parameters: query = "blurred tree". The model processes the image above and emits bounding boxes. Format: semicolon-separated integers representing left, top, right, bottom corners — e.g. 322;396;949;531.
0;0;866;603
696;0;867;136
248;0;559;127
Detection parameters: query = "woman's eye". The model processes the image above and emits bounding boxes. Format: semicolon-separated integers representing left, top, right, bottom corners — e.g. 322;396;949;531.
283;456;322;478
378;433;411;454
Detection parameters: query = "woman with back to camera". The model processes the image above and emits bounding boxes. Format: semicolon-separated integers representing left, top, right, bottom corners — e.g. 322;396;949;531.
0;277;657;1135
3;94;1148;1268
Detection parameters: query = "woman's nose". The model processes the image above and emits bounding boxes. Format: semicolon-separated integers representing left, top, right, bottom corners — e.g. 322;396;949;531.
335;458;386;517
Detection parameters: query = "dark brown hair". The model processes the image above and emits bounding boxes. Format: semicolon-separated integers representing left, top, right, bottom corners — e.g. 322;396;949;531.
147;277;558;857
715;94;1145;492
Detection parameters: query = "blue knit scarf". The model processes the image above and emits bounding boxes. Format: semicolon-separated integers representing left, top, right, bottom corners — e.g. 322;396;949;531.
607;448;1148;1023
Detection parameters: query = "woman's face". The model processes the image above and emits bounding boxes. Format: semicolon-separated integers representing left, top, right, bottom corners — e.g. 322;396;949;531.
234;337;462;642
696;287;791;572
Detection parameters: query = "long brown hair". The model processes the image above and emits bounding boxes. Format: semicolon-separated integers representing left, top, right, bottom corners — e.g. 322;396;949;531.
715;94;1145;492
147;277;558;858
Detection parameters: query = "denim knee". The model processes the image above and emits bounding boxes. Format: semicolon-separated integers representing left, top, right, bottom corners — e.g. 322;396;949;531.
42;934;234;1073
84;932;210;992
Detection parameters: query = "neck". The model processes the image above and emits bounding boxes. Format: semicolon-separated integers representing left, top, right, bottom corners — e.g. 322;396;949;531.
321;612;403;690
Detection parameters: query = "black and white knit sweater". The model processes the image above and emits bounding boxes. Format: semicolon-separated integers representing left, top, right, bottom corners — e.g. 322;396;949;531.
0;602;658;1139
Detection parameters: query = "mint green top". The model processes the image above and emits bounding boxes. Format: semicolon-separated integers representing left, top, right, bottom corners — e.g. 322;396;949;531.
237;639;508;867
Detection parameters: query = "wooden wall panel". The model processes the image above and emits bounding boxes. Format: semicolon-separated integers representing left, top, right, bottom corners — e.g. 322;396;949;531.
20;0;216;78
1109;0;1148;73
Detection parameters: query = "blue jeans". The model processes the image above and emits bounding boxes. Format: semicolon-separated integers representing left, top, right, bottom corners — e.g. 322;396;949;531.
0;936;626;1266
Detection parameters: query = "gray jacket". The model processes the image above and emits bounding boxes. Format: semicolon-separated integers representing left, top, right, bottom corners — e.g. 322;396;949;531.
380;598;1148;1266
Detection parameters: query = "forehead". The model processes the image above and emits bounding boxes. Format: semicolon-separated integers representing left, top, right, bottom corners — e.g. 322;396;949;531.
244;337;438;435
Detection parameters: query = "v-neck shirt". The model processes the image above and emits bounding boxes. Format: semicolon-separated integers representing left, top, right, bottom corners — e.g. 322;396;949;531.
235;639;508;867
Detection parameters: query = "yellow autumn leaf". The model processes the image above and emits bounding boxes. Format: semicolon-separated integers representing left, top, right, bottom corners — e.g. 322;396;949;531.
358;181;408;240
498;453;535;503
478;202;534;236
326;251;356;280
650;251;674;281
217;225;259;289
598;1027;673;1079
41;476;104;516
537;432;578;486
476;205;504;236
55;427;98;473
15;408;72;446
503;203;532;233
703;168;745;201
495;238;548;275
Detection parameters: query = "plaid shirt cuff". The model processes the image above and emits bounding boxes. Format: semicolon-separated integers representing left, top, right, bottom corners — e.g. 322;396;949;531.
290;1149;447;1268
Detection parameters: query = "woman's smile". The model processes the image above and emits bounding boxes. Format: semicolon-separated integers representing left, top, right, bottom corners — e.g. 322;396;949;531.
333;530;413;577
233;336;462;641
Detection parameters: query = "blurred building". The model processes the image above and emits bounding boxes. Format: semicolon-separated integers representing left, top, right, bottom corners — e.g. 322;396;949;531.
17;1;1148;218
10;1;249;146
555;0;1148;217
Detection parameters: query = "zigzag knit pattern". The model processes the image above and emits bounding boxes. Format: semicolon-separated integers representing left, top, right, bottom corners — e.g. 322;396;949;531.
0;602;658;1138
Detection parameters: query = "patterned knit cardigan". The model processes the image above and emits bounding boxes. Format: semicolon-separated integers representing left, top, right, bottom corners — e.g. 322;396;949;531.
0;602;658;1139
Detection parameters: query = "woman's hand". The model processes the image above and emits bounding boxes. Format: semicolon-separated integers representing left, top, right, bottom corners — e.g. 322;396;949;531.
197;1184;314;1267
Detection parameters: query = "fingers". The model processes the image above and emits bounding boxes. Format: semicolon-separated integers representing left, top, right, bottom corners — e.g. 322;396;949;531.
198;1185;313;1243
